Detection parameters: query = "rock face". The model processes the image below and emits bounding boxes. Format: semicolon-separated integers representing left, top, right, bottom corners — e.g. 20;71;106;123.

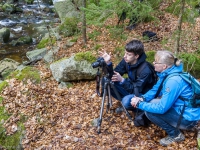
53;0;80;23
50;55;97;82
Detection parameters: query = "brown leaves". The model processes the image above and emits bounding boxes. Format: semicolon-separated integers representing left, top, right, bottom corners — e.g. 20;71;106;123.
1;9;200;149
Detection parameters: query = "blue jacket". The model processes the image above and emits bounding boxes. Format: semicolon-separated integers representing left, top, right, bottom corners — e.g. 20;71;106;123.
139;63;200;121
107;53;155;95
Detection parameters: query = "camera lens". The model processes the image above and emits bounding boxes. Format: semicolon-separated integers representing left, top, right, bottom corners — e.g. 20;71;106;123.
92;62;100;68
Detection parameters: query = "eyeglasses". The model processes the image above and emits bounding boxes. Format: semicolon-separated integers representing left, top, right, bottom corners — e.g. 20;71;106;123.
153;61;163;65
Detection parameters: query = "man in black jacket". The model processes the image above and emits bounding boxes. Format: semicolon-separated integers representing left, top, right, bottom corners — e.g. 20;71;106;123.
99;39;155;112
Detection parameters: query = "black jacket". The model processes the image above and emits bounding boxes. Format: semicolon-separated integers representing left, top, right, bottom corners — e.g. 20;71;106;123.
107;53;154;95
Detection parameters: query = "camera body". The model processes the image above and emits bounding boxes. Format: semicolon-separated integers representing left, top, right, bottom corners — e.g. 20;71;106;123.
91;57;106;68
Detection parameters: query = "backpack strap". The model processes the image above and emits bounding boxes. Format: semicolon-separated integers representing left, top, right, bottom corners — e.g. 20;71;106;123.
136;61;148;77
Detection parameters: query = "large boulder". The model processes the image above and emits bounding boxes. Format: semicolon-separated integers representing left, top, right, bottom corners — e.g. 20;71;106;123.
53;0;80;23
0;28;10;43
50;55;97;82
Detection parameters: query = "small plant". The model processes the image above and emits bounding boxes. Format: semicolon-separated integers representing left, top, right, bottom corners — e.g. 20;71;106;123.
58;17;79;37
109;27;127;40
0;81;8;93
94;44;102;51
70;37;78;42
37;37;56;49
146;50;156;63
88;30;101;40
178;52;200;78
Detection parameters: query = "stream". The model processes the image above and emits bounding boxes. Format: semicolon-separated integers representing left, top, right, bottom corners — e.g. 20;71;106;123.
0;0;60;63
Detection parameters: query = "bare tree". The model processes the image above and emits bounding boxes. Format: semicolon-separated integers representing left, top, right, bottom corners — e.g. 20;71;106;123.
174;0;185;54
82;0;87;44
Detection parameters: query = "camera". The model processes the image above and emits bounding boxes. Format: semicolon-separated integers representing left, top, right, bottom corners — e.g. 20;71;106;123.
91;57;106;68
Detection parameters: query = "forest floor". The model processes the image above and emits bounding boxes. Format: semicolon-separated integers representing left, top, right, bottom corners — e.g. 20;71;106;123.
1;5;200;150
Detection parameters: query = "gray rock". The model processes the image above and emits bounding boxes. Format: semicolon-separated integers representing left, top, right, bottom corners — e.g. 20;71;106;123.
50;55;97;82
54;0;80;23
26;48;47;62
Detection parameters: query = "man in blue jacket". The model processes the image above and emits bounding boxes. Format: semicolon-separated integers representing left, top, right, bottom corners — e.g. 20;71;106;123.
99;39;155;112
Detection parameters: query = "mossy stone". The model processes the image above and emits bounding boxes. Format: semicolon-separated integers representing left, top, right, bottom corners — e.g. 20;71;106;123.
74;51;96;63
6;66;40;84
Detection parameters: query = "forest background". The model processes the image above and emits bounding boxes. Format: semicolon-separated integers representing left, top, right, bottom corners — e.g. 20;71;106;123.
0;0;200;149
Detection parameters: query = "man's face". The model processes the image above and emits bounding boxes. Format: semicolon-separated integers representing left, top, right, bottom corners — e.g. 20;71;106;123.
123;50;139;65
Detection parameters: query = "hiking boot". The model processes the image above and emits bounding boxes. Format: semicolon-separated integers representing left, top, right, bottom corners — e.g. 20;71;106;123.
160;132;185;146
115;107;124;114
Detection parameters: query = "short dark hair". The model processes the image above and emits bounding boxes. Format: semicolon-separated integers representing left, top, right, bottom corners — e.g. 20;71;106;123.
125;40;144;56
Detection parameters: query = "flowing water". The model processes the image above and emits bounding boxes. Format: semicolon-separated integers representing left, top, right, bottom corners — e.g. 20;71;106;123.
0;0;60;63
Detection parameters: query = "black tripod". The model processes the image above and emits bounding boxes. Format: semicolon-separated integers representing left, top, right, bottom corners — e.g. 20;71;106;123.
97;75;134;133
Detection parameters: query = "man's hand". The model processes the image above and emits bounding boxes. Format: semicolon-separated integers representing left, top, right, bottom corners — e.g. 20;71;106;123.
131;96;143;108
99;51;111;64
111;71;124;82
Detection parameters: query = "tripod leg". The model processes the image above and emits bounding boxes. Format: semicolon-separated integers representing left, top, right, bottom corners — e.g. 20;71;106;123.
97;83;108;134
110;83;134;122
106;84;112;112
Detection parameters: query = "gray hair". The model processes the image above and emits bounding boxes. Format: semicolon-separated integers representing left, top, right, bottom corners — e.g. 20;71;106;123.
155;50;181;67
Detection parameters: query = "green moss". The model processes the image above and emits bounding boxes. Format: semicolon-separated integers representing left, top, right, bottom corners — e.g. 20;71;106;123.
146;50;156;63
88;30;101;40
70;37;78;42
94;44;102;51
0;116;25;150
0;81;8;93
37;37;56;49
74;51;96;63
6;66;40;84
58;17;79;37
0;98;26;149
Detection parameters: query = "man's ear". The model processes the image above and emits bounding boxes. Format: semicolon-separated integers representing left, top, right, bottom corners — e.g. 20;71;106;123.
135;54;139;59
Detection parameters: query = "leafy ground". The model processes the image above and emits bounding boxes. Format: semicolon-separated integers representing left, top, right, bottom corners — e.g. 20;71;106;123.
1;6;200;150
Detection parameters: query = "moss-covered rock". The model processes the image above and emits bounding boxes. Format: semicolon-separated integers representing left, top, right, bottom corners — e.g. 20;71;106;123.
74;51;96;63
6;66;40;84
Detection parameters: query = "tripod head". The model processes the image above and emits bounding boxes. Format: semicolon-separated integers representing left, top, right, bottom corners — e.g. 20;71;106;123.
92;57;113;96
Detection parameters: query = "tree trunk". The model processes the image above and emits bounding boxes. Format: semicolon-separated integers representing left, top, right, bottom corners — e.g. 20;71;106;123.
174;0;185;54
82;0;87;44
